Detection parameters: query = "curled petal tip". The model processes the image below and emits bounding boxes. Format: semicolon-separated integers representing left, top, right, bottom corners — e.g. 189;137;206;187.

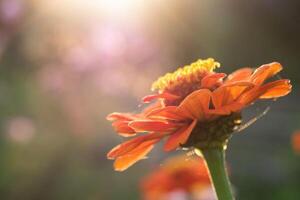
142;93;180;103
107;147;118;159
106;112;123;121
142;95;157;103
251;62;283;85
106;113;115;121
106;112;134;121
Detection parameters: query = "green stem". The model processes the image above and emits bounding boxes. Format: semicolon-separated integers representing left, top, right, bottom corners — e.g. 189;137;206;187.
201;148;234;200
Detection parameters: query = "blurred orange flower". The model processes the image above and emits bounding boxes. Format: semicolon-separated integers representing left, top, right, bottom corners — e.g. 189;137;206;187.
141;156;214;200
292;131;300;154
107;58;291;171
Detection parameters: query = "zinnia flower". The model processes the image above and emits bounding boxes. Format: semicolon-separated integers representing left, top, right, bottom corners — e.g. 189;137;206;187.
141;156;214;200
292;130;300;154
107;58;291;171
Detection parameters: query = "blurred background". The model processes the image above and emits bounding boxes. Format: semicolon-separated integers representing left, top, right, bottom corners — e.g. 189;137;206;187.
0;0;299;199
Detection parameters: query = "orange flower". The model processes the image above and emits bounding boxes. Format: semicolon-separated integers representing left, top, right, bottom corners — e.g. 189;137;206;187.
140;156;213;200
107;58;291;171
292;131;300;154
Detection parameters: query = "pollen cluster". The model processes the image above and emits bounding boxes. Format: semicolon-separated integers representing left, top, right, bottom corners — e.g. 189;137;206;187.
151;58;220;92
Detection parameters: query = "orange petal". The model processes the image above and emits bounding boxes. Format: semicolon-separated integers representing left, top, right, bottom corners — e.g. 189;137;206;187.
250;62;282;85
129;120;178;132
164;120;197;151
142;95;159;103
114;139;159;171
112;121;136;137
259;79;292;99
292;131;300;154
107;132;164;159
238;79;291;105
212;82;254;109
226;68;253;83
107;112;135;121
178;89;211;120
142;92;180;103
142;101;164;116
208;102;245;115
146;106;187;121
201;73;226;89
236;86;261;106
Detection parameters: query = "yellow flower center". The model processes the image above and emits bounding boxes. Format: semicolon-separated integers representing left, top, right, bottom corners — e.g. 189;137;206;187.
151;58;220;93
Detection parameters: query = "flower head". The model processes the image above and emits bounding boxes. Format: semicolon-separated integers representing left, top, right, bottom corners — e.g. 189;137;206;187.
141;156;213;200
292;130;300;154
107;58;291;171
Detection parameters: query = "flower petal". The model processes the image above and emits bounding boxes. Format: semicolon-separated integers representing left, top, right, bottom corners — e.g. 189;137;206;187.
178;89;211;120
107;112;136;121
129;120;178;132
146;106;187;121
212;82;254;109
259;79;292;99
238;79;291;105
112;121;136;137
237;86;261;106
164;120;197;151
114;139;159;171
201;73;226;89
250;62;282;85
226;68;253;83
142;101;164;116
107;132;164;159
142;92;180;103
208;102;245;115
